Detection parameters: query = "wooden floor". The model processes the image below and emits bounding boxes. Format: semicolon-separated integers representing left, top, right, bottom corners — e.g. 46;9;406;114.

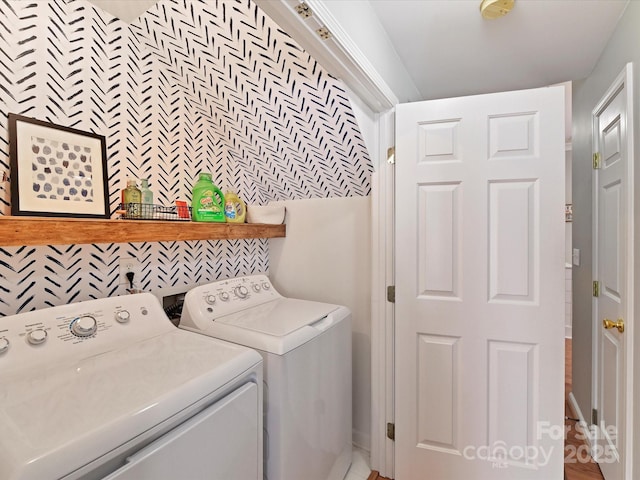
367;472;390;480
564;338;604;480
368;339;604;480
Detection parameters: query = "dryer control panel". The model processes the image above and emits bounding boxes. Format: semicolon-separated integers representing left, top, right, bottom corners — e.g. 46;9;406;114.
0;293;172;370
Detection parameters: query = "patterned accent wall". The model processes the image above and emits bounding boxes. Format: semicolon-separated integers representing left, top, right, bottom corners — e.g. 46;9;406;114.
131;0;371;201
0;0;372;315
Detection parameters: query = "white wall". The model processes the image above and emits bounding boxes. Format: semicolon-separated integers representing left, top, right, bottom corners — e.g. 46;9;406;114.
268;196;372;450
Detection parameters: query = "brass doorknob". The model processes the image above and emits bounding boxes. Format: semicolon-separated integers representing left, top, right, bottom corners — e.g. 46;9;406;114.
603;318;625;333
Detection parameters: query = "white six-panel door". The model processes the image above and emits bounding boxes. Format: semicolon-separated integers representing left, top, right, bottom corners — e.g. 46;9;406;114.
593;64;633;480
395;86;565;479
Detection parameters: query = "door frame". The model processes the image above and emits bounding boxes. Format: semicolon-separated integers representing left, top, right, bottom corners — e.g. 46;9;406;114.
370;110;396;477
591;62;634;478
252;3;400;477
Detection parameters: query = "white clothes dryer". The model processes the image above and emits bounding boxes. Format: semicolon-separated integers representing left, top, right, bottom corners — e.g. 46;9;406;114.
180;274;352;480
0;293;263;480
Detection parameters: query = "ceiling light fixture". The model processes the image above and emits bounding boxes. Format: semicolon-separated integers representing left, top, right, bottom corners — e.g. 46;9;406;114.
480;0;515;19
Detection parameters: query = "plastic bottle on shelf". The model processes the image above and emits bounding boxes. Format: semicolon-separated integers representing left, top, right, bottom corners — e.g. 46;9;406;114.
140;178;154;219
120;180;126;207
191;173;225;222
123;179;142;218
224;190;246;223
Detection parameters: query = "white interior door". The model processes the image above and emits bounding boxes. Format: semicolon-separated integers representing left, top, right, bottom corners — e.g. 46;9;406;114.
395;86;565;479
593;64;633;480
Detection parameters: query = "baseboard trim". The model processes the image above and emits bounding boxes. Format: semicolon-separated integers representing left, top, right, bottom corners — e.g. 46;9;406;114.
353;429;371;452
567;392;586;426
567;391;599;464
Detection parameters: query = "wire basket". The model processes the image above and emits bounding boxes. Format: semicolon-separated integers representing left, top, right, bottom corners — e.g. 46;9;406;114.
119;203;191;221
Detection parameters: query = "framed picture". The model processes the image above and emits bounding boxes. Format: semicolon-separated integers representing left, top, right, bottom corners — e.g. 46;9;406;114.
8;113;109;219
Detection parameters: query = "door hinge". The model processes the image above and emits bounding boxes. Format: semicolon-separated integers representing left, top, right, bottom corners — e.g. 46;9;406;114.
593;152;601;169
387;285;395;303
387;147;395;164
593;281;600;297
294;2;312;19
387;422;395;441
592;408;598;425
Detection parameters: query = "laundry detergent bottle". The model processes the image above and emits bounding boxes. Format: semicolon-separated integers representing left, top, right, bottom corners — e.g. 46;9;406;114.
224;190;246;223
191;173;225;222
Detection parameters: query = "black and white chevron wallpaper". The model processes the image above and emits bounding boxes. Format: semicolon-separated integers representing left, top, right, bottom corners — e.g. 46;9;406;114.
0;0;372;315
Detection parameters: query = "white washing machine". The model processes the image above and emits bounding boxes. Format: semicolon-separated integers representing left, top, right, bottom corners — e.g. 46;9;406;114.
180;274;352;480
0;293;263;480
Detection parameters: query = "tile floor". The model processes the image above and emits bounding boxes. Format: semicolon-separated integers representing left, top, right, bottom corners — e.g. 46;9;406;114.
344;447;371;480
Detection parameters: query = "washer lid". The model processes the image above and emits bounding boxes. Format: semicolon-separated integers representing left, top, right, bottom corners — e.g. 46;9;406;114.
0;330;261;480
217;298;338;336
182;298;347;355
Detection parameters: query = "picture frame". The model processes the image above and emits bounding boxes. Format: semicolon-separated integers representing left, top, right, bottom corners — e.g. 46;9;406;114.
8;113;109;219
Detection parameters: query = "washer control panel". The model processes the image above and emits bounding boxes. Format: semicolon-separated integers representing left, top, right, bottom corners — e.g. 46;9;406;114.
184;274;280;319
0;293;172;370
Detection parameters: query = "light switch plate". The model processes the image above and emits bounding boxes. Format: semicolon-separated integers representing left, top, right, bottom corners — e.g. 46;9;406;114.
572;248;580;267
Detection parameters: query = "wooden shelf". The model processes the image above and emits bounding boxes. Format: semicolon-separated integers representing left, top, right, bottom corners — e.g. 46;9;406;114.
0;216;286;246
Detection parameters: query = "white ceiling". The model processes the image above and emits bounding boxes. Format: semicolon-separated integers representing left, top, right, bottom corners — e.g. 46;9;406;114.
368;0;629;100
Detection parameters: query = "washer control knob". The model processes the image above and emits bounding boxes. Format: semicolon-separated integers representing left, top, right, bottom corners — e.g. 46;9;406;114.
71;315;98;337
261;282;271;290
205;294;217;305
115;310;130;324
234;286;249;298
27;329;47;345
252;284;261;293
0;337;9;354
219;292;230;302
